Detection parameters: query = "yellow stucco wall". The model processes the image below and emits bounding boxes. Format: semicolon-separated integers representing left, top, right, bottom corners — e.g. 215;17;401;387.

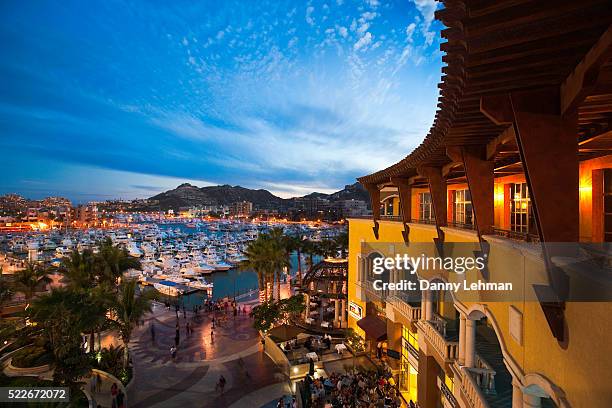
348;217;612;407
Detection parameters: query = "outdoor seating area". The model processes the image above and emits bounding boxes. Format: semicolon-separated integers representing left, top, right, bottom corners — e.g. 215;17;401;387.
301;367;410;408
280;333;352;366
299;259;348;332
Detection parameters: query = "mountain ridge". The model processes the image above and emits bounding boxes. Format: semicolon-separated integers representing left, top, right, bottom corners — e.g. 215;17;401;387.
149;182;368;210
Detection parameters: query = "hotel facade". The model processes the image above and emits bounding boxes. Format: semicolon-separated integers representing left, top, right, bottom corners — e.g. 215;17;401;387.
346;2;612;408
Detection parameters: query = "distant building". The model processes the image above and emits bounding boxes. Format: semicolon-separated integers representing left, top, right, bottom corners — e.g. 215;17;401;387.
332;199;369;218
291;197;330;217
229;201;253;217
74;204;98;226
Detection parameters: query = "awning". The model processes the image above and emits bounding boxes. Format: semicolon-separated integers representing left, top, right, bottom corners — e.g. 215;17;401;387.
357;315;387;341
268;324;304;342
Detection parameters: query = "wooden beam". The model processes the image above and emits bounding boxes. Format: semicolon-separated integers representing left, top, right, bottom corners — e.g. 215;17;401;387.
579;129;612;145
561;26;612;115
486;126;516;159
460;145;495;236
417;166;447;229
363;183;381;240
390;177;413;243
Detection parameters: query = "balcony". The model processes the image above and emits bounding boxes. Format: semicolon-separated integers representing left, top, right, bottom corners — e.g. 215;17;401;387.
380;214;402;221
387;295;421;322
447;221;475;231
439;377;460;408
451;363;491;408
410;218;437;226
357;279;388;302
417;319;459;363
492;227;540;243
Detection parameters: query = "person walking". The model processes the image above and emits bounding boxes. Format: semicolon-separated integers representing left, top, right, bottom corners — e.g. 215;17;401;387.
96;373;102;393
110;383;118;408
150;323;156;344
218;375;226;394
116;389;125;408
170;346;177;362
90;373;97;393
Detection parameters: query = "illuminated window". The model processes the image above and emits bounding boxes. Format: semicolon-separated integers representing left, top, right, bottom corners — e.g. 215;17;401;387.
401;326;419;401
453;189;473;225
510;183;534;234
605;169;612;242
419;192;433;222
381;198;394;216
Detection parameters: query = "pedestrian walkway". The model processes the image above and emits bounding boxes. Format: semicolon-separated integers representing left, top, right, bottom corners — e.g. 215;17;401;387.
86;371;126;408
127;298;287;408
229;382;292;408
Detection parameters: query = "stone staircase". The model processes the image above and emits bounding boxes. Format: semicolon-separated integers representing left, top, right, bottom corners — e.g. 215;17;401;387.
474;325;513;408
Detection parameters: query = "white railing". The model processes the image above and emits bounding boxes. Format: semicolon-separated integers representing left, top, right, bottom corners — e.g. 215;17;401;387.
419;320;458;362
388;295;421;321
454;363;490;408
473;354;497;395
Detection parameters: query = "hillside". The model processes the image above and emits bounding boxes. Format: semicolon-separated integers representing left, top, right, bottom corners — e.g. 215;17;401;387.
149;183;284;210
149;182;369;210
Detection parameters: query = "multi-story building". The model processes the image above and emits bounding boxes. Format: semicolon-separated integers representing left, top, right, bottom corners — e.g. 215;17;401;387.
74;204;99;227
332;199;370;218
229;201;253;217
346;2;612;408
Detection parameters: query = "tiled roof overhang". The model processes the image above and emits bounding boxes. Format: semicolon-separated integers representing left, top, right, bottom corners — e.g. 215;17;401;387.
359;0;612;186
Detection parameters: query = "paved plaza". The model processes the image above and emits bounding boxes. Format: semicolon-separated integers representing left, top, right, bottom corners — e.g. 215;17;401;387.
125;301;289;408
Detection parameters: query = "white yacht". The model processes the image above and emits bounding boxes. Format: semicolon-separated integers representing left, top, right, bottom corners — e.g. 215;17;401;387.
153;280;184;296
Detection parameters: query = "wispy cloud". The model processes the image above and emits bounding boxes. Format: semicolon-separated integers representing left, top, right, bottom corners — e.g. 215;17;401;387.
0;0;442;201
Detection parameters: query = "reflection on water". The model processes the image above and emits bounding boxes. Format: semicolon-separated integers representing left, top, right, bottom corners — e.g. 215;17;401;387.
145;252;321;306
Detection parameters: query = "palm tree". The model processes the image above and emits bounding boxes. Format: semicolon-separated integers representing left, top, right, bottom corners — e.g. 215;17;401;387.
61;250;111;354
0;266;12;305
242;237;273;301
12;262;51;302
284;235;305;286
61;249;97;289
267;228;290;301
26;287;92;387
334;231;349;258
97;238;141;286
109;279;152;369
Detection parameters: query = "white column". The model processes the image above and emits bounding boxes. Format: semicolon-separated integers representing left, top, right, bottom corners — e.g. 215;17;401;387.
422;290;433;321
465;319;476;368
523;394;541;408
334;299;340;324
512;382;524;408
458;315;466;365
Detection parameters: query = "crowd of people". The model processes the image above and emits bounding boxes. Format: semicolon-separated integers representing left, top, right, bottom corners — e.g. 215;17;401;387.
302;368;410;408
154;297;253;362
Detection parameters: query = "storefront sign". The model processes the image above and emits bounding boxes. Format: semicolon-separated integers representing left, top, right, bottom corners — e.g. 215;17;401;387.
386;348;401;360
348;301;363;320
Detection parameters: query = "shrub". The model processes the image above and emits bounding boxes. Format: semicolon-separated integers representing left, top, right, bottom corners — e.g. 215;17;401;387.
11;345;52;368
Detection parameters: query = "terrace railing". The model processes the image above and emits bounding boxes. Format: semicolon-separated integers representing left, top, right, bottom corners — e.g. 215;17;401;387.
454;363;491;408
418;320;458;362
388;295;421;322
448;221;476;231
492;227;540;243
410;218;437;226
380;214;403;221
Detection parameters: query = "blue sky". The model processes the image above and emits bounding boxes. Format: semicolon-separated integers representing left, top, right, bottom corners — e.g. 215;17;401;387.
0;0;442;202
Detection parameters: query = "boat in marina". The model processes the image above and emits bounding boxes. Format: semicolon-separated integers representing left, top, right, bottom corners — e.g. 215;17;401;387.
186;276;213;291
153;280;184;296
